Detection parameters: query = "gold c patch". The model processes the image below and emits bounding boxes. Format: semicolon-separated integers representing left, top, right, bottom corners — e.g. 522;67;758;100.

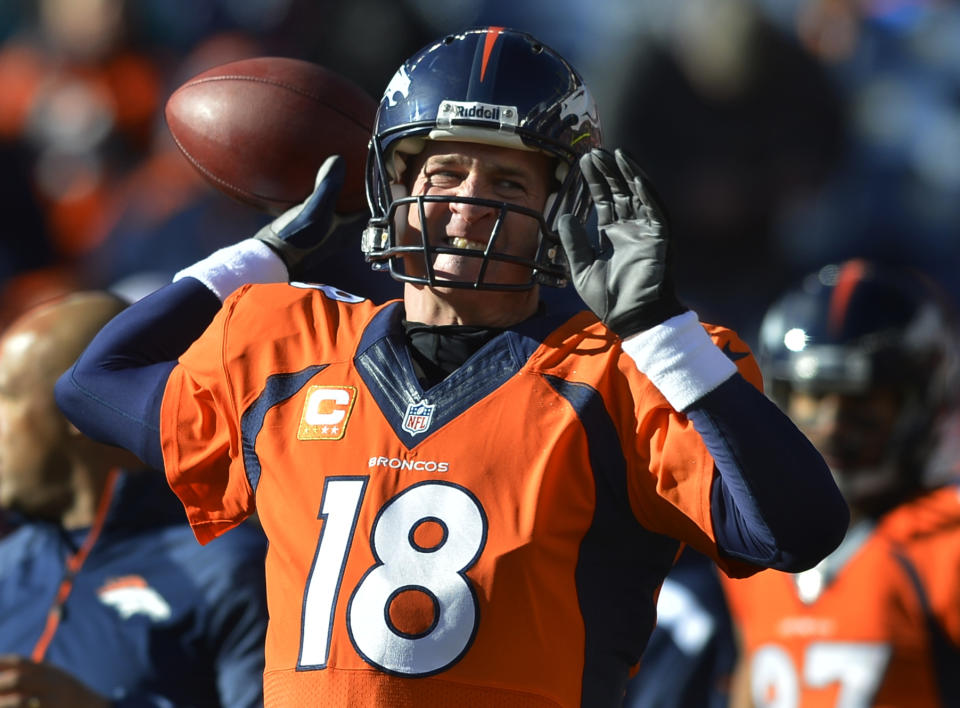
298;385;357;440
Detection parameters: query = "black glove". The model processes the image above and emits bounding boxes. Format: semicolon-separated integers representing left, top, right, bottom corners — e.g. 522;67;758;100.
254;155;367;282
558;148;685;338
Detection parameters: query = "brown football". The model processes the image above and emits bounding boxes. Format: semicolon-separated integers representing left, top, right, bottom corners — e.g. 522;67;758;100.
164;56;376;215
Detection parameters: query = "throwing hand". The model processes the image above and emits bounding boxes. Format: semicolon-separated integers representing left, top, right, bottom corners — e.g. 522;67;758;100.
254;155;367;282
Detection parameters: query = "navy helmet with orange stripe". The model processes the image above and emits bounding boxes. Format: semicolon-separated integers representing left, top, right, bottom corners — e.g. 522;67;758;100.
759;259;960;507
362;27;602;290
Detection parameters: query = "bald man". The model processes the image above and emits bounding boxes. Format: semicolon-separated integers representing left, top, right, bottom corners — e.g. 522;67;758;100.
0;292;269;708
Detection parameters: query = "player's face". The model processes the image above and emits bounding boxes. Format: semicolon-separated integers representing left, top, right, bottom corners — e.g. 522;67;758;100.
0;328;72;519
786;387;902;506
400;141;553;287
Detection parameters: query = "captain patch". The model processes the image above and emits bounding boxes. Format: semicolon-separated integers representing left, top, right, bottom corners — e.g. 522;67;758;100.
298;385;358;440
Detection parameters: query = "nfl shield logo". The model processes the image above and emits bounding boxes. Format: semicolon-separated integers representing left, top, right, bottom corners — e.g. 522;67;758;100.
402;399;435;436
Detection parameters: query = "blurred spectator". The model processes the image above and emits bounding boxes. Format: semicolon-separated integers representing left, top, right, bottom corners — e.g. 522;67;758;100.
0;140;49;285
0;0;163;261
0;290;269;707
752;0;960;308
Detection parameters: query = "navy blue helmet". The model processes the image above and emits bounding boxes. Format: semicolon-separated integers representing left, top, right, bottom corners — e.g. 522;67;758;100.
759;260;960;507
362;27;602;290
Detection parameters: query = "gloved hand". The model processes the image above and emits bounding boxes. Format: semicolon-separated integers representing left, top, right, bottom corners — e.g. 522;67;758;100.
558;148;686;338
254;155;368;282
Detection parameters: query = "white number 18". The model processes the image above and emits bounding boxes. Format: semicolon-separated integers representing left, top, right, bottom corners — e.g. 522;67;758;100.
297;477;487;676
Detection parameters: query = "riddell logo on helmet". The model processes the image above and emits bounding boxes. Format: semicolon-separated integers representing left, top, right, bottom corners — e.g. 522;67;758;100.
438;101;519;126
456;104;499;119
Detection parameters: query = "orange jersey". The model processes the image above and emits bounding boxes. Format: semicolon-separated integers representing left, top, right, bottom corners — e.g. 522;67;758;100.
723;484;960;707
160;283;762;707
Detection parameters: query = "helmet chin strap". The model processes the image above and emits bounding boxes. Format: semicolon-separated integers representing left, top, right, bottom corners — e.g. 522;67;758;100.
390;183;409;240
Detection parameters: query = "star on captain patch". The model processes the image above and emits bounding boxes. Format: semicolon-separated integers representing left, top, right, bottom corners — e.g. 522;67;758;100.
298;385;357;440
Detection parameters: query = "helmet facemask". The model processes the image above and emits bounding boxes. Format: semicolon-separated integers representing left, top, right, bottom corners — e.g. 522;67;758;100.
363;138;589;290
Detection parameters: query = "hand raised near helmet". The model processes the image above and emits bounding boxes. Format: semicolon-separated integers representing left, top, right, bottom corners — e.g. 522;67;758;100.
557;148;686;337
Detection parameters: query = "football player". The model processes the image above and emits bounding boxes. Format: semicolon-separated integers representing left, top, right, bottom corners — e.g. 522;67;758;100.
54;27;847;706
723;259;960;707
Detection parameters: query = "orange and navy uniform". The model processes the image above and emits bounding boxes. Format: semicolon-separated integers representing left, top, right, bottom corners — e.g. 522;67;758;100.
157;282;760;707
722;483;960;707
57;274;848;705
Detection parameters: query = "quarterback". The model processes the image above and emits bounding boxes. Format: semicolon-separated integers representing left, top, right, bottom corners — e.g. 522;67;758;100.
56;28;848;707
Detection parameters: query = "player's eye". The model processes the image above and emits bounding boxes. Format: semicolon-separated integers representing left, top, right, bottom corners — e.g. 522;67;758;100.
424;170;463;188
496;178;526;193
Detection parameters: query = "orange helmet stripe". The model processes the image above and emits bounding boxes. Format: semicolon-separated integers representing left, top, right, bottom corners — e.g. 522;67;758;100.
480;26;504;82
829;258;868;335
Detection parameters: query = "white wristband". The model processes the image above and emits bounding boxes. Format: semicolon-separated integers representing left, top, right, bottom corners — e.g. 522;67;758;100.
173;239;287;302
621;310;737;411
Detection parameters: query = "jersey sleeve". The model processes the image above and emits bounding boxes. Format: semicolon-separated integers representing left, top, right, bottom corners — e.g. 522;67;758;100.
160;283;373;544
622;324;763;576
160;288;252;544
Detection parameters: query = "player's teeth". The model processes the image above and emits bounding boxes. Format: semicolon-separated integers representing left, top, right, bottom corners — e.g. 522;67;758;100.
449;237;485;251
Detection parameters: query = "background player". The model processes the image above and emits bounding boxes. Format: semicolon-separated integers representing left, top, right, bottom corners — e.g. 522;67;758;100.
55;27;847;706
0;291;269;708
723;259;960;707
624;546;738;707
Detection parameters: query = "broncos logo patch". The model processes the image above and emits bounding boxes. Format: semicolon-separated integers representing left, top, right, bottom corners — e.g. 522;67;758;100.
98;575;171;621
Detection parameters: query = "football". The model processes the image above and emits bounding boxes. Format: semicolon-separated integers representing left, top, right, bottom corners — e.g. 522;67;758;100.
164;56;377;215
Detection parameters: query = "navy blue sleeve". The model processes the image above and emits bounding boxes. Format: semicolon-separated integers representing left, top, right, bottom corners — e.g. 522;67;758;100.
685;374;849;572
54;278;222;472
